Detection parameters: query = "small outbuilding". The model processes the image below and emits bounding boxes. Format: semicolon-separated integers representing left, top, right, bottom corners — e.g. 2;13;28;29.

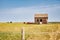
34;14;48;24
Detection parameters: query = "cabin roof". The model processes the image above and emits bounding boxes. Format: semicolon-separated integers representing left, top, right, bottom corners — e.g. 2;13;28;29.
34;14;48;17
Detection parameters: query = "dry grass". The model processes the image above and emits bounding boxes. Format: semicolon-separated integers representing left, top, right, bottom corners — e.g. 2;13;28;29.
0;22;60;40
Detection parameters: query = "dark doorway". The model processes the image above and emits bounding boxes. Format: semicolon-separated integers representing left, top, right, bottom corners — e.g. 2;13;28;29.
37;19;39;22
40;19;42;22
37;19;40;24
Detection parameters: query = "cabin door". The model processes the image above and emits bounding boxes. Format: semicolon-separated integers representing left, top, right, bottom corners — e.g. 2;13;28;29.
40;19;42;24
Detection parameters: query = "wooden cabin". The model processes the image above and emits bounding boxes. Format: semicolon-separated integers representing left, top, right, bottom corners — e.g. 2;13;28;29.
34;14;48;24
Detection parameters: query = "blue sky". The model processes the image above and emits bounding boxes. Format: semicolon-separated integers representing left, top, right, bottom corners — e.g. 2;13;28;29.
0;0;60;22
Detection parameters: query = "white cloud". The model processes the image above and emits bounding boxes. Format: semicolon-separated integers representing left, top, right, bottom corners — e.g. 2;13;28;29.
0;5;60;14
0;5;60;22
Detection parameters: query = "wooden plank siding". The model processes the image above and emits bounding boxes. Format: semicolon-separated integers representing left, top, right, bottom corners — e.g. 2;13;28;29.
34;14;48;24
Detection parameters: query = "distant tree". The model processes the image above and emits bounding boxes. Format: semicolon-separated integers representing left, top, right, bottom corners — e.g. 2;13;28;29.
24;22;25;24
10;21;12;23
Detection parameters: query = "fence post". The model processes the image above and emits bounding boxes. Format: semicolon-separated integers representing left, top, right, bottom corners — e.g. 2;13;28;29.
21;27;25;40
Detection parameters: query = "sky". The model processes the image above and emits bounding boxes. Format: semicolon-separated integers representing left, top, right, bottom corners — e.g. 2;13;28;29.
0;0;60;22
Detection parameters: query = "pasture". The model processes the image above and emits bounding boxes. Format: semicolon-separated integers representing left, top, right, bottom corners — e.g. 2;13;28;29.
0;22;60;40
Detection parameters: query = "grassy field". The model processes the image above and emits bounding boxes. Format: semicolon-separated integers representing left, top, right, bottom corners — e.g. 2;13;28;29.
0;22;60;40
